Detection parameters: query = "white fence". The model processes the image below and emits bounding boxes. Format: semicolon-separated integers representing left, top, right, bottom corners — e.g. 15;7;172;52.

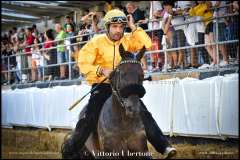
2;74;238;139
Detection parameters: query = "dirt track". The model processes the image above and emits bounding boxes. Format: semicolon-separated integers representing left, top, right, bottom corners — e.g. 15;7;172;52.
1;128;239;159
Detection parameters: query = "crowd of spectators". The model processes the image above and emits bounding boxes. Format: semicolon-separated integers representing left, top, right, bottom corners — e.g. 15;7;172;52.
1;1;239;85
146;1;238;71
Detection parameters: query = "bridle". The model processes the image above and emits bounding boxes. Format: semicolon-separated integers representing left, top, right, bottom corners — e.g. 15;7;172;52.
68;57;151;111
110;59;142;109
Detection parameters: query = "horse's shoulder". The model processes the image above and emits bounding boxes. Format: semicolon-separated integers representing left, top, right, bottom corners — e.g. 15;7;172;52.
98;95;116;127
78;104;88;120
102;95;112;108
100;95;113;119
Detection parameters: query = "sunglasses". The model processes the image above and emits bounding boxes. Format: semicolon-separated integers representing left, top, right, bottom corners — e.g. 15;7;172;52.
109;16;127;24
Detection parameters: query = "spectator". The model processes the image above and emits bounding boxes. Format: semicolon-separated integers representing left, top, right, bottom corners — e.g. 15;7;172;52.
226;1;239;63
203;1;215;67
31;38;43;82
65;24;78;79
8;30;13;43
1;43;9;84
55;23;67;80
23;27;35;81
64;15;76;33
212;1;229;66
43;29;58;80
148;1;163;34
39;32;45;44
6;43;17;84
80;11;95;36
18;28;25;43
82;9;90;18
104;1;113;13
81;11;95;25
11;35;22;83
13;42;22;83
69;16;77;33
172;1;192;69
186;1;208;68
125;2;148;32
91;11;106;33
11;27;18;44
113;5;125;12
148;1;164;71
32;24;39;38
162;1;178;70
189;1;214;69
65;24;76;56
78;22;92;48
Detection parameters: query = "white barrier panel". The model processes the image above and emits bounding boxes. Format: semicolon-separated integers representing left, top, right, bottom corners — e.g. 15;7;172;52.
8;88;29;126
142;79;176;133
173;77;221;136
2;90;10;127
1;74;238;138
220;75;239;136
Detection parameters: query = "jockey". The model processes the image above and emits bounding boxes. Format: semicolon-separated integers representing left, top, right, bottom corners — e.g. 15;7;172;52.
62;9;176;159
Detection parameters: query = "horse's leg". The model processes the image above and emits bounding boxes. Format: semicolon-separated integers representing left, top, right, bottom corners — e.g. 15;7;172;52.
98;135;126;159
127;130;152;159
85;131;101;158
79;145;95;159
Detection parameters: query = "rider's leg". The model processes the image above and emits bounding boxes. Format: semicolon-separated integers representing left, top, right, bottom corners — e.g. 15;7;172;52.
139;100;171;154
61;83;112;158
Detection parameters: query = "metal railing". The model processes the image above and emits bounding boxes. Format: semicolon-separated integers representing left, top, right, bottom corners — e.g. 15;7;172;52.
1;11;239;85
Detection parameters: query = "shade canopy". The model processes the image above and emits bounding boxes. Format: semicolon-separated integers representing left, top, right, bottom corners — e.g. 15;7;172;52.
1;1;106;32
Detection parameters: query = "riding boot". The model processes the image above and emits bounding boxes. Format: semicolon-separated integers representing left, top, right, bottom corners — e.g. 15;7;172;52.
139;100;170;154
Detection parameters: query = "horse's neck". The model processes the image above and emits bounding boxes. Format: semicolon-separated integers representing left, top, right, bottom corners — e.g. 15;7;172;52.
110;95;143;133
112;94;125;118
111;95;140;123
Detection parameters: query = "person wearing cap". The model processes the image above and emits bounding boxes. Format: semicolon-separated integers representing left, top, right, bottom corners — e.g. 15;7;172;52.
61;9;176;159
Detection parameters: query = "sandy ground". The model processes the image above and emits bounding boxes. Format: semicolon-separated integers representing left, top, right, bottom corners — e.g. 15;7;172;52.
1;128;239;159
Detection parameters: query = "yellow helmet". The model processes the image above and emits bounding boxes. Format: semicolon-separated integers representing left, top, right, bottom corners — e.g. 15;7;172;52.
103;9;127;29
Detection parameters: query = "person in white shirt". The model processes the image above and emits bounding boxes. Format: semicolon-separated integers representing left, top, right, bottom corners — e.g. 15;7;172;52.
148;1;164;71
31;38;44;81
171;1;192;69
162;1;178;70
149;1;163;31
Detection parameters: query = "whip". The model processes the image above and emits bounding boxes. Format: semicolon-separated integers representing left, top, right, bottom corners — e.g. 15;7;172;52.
68;75;152;111
68;77;108;111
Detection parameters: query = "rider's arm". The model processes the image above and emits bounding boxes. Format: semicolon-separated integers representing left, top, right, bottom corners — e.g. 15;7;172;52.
122;14;152;52
77;38;102;78
123;27;152;52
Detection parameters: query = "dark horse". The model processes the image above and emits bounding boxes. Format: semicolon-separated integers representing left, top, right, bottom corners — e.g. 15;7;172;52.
64;44;150;159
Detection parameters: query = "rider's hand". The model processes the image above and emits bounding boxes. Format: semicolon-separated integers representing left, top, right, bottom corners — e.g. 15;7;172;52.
127;14;137;31
101;68;113;77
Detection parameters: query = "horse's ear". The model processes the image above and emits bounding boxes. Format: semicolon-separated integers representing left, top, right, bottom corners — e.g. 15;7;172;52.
119;43;127;60
136;46;146;61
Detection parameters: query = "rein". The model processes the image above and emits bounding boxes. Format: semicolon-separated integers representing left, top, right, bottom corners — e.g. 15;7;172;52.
68;59;151;111
110;59;142;109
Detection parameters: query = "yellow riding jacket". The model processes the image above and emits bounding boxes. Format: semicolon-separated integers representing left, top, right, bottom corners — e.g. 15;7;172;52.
77;27;152;85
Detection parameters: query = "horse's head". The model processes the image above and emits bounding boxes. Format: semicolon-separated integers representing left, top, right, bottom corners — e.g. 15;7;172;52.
110;44;146;118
